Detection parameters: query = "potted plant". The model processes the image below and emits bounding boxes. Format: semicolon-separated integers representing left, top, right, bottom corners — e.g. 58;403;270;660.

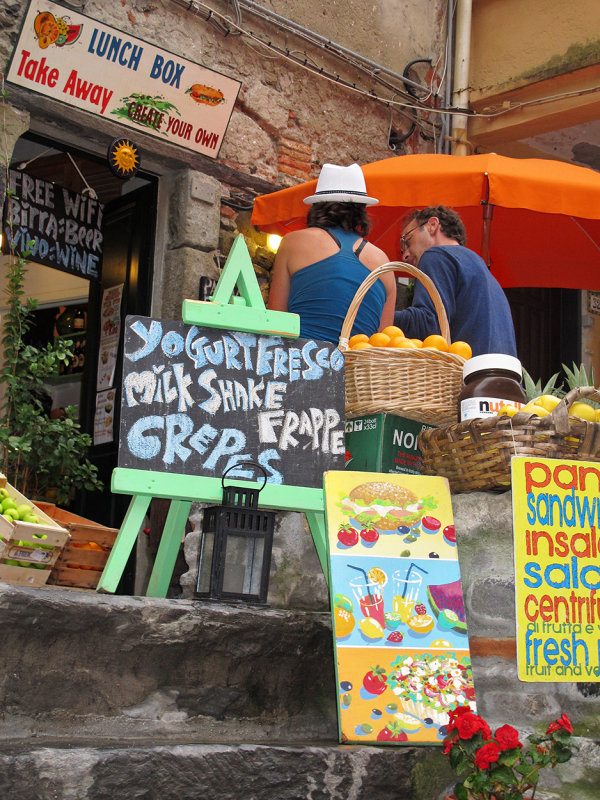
442;706;577;800
0;224;102;506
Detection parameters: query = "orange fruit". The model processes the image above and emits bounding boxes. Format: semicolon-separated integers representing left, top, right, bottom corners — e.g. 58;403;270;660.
389;336;417;348
334;607;355;638
449;340;472;359
381;325;404;338
351;341;373;349
349;333;369;347
422;334;449;352
410;339;423;347
369;332;392;347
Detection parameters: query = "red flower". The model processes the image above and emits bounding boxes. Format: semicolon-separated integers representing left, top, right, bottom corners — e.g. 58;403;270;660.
455;712;490;740
546;713;573;734
443;733;459;754
495;724;522;750
474;741;501;769
447;705;473;731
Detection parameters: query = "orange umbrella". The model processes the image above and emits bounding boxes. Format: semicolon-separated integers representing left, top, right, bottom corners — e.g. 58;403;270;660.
251;153;600;289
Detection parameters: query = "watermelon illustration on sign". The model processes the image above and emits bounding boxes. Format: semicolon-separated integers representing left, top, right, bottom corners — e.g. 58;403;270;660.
427;579;467;632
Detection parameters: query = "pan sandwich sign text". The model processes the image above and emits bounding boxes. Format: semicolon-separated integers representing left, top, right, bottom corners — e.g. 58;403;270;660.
119;317;346;488
7;1;241;158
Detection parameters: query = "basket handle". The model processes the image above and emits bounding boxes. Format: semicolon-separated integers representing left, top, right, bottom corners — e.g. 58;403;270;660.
338;261;451;351
548;386;600;435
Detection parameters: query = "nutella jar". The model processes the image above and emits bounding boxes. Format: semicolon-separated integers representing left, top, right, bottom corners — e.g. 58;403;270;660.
458;353;527;422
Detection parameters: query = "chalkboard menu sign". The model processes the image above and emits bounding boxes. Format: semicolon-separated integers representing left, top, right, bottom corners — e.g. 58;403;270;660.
2;169;103;281
119;316;346;488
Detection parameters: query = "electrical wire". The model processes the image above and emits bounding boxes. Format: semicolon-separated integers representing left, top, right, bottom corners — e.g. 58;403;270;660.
175;0;600;123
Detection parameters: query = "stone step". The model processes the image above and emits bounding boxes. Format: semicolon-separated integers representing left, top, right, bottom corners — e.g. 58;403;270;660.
0;741;445;800
0;583;337;744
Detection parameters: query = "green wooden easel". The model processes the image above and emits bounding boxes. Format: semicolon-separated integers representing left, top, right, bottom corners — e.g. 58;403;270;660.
97;236;331;597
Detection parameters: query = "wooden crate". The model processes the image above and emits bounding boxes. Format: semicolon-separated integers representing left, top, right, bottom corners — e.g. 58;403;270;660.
39;504;119;590
0;485;69;588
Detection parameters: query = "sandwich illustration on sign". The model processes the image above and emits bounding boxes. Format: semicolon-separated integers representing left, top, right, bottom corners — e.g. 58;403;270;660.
341;480;436;531
186;84;225;106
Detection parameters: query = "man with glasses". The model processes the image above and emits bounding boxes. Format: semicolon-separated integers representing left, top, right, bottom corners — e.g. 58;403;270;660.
394;205;517;357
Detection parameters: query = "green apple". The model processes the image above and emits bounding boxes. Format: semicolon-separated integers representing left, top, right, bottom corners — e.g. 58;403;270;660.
16;504;32;518
2;508;19;520
0;487;9;498
1;497;18;512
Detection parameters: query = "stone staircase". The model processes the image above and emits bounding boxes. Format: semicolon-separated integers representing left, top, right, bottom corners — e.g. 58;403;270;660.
0;583;452;799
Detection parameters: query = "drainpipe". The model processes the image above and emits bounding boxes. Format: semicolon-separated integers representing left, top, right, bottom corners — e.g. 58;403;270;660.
450;0;473;156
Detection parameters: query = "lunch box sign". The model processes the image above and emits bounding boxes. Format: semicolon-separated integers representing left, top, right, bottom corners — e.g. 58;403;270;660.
7;1;241;158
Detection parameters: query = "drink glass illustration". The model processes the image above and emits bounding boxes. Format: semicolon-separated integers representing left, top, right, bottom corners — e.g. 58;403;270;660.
349;576;385;628
392;571;422;622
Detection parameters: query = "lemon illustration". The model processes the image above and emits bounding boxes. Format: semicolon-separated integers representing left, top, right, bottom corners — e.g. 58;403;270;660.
359;617;385;639
368;567;387;588
395;712;422;732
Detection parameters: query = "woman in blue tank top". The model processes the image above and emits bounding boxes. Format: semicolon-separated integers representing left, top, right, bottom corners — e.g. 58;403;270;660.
267;164;396;345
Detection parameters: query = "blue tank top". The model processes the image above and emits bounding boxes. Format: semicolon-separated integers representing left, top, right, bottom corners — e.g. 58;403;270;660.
287;228;387;344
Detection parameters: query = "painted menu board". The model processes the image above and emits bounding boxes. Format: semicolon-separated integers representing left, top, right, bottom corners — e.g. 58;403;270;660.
324;471;474;745
119;316;346;488
7;1;240;158
513;456;600;682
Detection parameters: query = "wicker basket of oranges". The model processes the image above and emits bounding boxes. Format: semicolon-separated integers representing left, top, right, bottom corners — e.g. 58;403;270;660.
338;262;467;426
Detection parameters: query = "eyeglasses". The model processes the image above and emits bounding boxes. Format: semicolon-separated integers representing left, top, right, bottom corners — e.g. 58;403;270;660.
400;222;426;250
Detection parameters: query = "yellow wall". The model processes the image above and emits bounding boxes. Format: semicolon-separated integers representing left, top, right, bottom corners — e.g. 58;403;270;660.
470;0;600;101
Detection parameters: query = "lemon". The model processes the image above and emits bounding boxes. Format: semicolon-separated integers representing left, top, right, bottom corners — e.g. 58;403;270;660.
569;402;597;422
596;409;600;423
368;567;387;588
358;617;385;639
535;394;562;412
498;405;518;417
522;404;550;417
430;638;452;648
395;712;422;732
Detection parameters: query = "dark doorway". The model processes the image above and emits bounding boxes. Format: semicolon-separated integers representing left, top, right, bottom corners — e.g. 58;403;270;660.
505;288;581;387
7;133;157;542
77;184;156;529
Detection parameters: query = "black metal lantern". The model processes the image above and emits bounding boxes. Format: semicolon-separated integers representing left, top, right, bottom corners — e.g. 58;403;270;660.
195;463;274;604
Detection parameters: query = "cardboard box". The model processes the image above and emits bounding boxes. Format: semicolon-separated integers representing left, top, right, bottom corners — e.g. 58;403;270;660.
0;483;70;587
37;504;118;591
344;413;435;475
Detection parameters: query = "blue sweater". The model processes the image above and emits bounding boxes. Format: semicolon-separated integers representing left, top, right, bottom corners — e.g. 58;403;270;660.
394;245;517;357
287;228;386;344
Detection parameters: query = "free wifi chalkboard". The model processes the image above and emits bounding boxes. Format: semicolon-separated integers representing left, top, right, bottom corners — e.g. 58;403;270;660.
118;316;346;488
3;169;103;281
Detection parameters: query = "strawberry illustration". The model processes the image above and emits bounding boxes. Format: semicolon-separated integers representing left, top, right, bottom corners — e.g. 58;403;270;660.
360;527;379;544
362;666;388;695
337;524;359;547
377;722;408;742
387;631;404;644
414;603;427;615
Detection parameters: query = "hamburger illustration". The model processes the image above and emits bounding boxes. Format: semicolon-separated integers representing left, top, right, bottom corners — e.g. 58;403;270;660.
341;481;435;530
186;84;225;106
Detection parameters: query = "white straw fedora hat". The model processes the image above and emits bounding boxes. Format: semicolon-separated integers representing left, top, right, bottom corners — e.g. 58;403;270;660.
303;163;378;206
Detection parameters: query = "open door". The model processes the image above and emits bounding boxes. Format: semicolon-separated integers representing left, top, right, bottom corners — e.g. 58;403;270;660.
77;183;156;530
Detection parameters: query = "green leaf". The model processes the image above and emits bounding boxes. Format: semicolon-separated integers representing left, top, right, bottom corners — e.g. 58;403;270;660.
489;764;517;784
454;781;468;800
449;747;470;774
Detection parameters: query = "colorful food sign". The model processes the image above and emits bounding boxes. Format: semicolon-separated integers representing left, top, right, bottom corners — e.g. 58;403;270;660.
119;317;346;487
324;471;474;745
513;456;600;682
7;1;241;158
2;169;103;280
